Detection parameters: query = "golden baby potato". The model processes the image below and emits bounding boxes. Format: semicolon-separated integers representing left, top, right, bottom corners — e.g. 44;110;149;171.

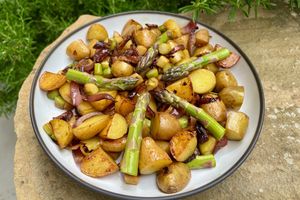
66;39;90;61
151;112;182;141
50;119;73;148
170;131;197;162
73;115;110;140
226;111;249;140
156;162;191;194
90;90;117;111
139;137;172;175
155;140;170;155
86;24;108;41
39;71;66;91
219;86;244;110
76;101;97;115
134;29;158;48
123;174;140;185
195;29;210;47
215;70;238;92
166;77;193;102
58;82;72;104
121;19;142;36
111;61;134;77
115;95;136;117
80;147;118;177
188;69;216;94
100;135;127;152
163;19;182;38
200;93;227;123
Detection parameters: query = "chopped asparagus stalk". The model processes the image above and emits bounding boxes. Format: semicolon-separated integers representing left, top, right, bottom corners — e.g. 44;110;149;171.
120;92;151;176
186;154;216;169
178;116;189;128
154;90;225;140
43;123;56;140
54;96;72;110
162;48;231;81
47;90;60;100
146;68;159;79
66;69;138;90
94;63;103;75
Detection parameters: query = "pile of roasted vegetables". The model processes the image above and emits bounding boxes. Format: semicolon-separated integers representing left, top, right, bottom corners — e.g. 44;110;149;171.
39;19;249;193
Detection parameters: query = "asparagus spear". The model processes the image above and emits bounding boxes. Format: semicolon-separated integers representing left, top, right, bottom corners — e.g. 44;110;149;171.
161;48;230;81
120;92;151;176
66;69;138;90
154;90;225;140
186;154;216;169
136;31;171;76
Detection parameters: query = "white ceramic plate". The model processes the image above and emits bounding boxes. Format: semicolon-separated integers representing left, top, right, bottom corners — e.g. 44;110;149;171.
30;11;265;199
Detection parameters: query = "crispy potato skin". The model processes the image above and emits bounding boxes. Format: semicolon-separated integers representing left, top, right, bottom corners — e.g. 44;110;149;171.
139;137;172;175
50;119;73;148
170;131;197;162
151;112;182;141
156;162;191;193
39;72;66;91
66;39;90;61
134;29;158;48
73;115;110;140
115;95;135;117
80;147;118;177
100;136;127;152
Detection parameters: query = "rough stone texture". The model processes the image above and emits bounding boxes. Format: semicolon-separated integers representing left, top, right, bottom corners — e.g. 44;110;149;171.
14;4;300;200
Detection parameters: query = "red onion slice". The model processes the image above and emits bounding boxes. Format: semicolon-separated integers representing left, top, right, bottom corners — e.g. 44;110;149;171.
188;32;196;56
86;93;115;102
74;112;103;128
181;21;198;35
53;110;74;121
70;81;82;106
214;137;228;154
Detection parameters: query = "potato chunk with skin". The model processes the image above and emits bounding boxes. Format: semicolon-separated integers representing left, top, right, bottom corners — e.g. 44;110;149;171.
100;136;127;152
219;86;244;110
90;91;117;111
166;77;193;102
66;39;90;61
170;131;197;162
188;69;216;94
200;93;227;123
39;72;66;91
122;19;142;37
156;162;191;194
151;112;182;141
59;82;72;104
115;95;135;117
195;29;209;47
163;19;182;38
87;24;108;41
215;70;238;92
99;113;128;139
73;115;110;140
80;147;118;177
50;119;73;148
139;137;172;174
134;29;157;48
199;135;217;155
123;174;140;185
226;111;249;140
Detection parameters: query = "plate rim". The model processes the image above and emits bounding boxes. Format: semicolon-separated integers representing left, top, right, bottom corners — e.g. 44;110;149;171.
29;10;265;200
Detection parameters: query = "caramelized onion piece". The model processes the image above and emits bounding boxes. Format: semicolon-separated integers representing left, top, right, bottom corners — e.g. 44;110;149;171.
70;81;82;106
53;110;74;121
214;136;228;154
74;112;103;128
86;93;115;102
181;21;198;35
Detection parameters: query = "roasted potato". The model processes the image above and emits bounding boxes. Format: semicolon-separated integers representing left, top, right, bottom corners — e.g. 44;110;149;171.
215;70;238;92
134;29;158;48
59;82;72;104
122;19;142;36
100;135;127;152
225;111;249;140
170;50;184;64
39;72;66;91
123;174;139;185
139;137;172;174
66;39;90;61
50;119;73;148
219;86;244;110
90;91;117;111
77;101;97;115
156;162;191;193
111;61;134;77
84;83;98;95
73;115;110;140
80;147;118;177
80;137;101;154
54;96;73;110
163;19;181;38
170;131;197;162
155;140;170;155
188;69;216;94
151;112;182;141
200;93;227;122
203;63;219;74
195;29;209;47
166;77;193;102
158;43;172;55
87;39;98;57
87;24;108;41
156;55;171;69
193;44;214;57
106;152;121;160
115;95;135;117
199;135;217;155
174;34;189;49
136;45;147;56
100;113;128;139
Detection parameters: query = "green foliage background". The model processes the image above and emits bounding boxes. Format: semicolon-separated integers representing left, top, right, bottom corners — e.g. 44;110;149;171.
0;0;299;116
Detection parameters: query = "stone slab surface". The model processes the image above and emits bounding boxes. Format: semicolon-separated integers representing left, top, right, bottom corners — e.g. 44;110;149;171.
14;4;300;200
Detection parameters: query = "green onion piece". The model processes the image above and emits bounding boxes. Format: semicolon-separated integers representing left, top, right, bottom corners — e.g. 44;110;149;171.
47;90;60;100
178;116;189;128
